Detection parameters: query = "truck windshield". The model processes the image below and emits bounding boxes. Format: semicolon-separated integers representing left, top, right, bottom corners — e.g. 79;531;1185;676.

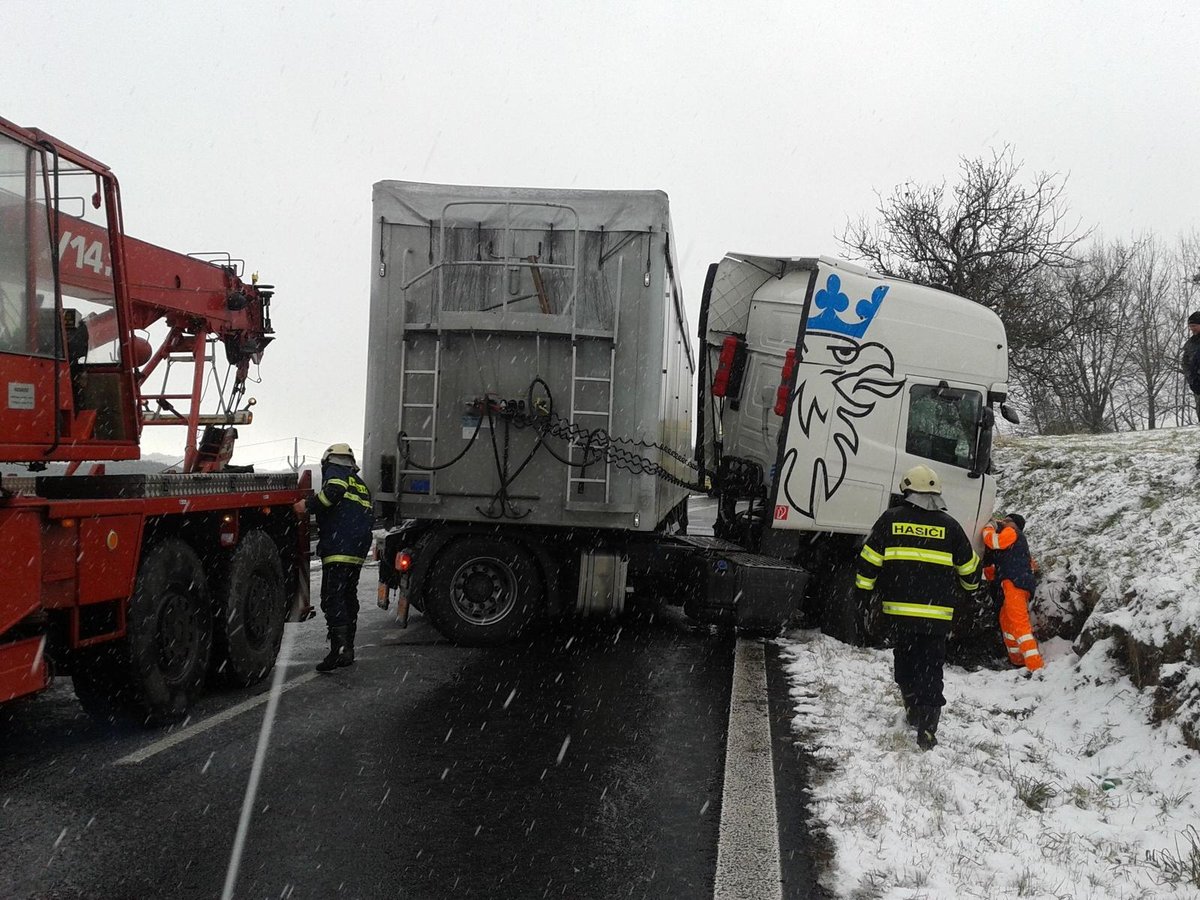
0;133;56;357
905;384;983;470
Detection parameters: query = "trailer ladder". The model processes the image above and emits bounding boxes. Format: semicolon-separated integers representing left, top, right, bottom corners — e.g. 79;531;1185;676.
565;257;624;507
396;335;441;501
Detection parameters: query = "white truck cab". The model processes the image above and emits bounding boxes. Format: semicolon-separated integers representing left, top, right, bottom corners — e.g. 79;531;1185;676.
697;254;1012;640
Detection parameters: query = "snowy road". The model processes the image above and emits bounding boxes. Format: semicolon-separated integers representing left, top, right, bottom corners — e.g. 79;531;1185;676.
0;563;827;899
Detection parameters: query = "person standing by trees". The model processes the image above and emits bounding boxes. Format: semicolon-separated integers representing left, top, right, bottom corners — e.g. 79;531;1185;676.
854;464;981;750
1181;311;1200;426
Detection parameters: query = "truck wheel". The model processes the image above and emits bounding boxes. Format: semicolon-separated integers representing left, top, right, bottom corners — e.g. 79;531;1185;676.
213;530;286;687
72;646;134;722
426;537;542;646
817;556;863;646
73;539;213;723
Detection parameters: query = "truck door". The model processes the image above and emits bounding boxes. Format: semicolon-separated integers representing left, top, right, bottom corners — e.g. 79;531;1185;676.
892;380;992;544
723;294;808;474
0;131;58;448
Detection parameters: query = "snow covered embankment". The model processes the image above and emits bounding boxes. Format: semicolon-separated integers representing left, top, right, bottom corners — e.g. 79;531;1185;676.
995;428;1200;750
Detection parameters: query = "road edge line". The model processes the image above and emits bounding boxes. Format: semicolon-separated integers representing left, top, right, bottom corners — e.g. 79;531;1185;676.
714;636;784;900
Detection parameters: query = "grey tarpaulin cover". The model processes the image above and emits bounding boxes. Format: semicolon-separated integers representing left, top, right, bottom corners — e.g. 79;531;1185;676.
373;180;671;234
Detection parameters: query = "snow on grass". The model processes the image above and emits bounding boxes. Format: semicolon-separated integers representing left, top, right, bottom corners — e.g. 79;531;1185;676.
993;427;1200;652
781;630;1200;899
781;426;1200;897
994;428;1200;748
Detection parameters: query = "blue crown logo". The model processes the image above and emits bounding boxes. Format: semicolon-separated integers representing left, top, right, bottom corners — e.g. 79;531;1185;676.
806;273;887;338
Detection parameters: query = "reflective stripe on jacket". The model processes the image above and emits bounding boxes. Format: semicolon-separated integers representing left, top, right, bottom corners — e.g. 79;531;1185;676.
306;462;374;565
981;523;1036;595
855;500;979;636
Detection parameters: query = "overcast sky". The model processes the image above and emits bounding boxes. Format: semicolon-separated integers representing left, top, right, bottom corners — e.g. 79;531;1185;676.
4;1;1198;467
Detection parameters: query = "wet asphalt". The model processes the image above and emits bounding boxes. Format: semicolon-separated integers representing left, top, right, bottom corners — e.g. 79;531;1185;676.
1;516;828;900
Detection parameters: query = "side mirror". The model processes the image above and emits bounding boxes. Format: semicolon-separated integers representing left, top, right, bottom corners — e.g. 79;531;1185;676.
970;407;995;480
1000;403;1020;424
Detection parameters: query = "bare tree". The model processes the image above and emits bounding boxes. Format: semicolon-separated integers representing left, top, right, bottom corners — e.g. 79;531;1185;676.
1122;236;1180;429
840;146;1088;370
1037;243;1135;433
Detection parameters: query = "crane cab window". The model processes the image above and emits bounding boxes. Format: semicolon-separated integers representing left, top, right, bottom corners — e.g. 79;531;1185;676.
905;384;982;469
35;161;120;367
0;133;56;357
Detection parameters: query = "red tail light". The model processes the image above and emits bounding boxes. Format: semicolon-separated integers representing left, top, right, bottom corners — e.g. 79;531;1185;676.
219;512;239;548
712;335;740;397
395;550;413;573
773;348;797;416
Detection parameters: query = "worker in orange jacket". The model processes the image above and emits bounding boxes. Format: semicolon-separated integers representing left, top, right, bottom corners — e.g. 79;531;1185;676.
981;513;1043;672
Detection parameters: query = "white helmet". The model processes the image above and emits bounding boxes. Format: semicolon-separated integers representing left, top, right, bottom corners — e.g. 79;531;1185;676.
899;464;941;495
322;442;357;468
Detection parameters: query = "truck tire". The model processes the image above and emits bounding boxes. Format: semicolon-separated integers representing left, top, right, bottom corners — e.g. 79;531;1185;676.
425;537;542;646
73;539;213;723
817;555;863;646
213;530;286;687
71;647;132;722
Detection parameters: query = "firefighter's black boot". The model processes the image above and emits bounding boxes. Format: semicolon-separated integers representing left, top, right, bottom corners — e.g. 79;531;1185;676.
339;622;356;668
902;693;918;726
316;625;353;673
915;706;941;751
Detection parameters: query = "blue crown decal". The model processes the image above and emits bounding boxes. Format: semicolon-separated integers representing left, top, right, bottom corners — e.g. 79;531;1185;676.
806;273;887;338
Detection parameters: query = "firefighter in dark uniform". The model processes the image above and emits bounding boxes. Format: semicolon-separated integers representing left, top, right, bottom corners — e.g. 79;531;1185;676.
295;443;374;672
854;464;981;750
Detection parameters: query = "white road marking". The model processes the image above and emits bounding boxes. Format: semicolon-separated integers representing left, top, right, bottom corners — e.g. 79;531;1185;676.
221;624;303;900
714;637;783;900
114;670;319;766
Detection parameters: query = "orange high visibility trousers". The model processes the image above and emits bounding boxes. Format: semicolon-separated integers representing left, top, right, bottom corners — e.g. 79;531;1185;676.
999;580;1043;671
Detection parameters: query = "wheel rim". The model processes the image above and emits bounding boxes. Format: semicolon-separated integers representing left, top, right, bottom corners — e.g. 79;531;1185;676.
242;573;275;649
450;556;518;626
157;589;202;683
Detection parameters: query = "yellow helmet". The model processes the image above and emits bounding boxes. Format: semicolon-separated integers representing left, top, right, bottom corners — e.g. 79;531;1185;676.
899;464;941;495
322;442;357;467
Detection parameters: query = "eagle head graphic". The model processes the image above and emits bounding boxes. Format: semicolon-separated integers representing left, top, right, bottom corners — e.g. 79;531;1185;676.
779;333;903;519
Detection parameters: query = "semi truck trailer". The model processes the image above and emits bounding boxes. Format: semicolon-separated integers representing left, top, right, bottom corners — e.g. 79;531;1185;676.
366;182;803;643
367;183;1012;646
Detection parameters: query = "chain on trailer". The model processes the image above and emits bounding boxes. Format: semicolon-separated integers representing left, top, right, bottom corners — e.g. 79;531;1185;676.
396;376;708;509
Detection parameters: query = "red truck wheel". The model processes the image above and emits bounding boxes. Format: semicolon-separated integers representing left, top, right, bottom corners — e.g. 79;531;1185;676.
213;530;286;687
72;539;213;723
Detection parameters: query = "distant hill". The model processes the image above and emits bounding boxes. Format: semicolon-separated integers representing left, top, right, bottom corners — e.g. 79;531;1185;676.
0;453;183;477
993;426;1200;749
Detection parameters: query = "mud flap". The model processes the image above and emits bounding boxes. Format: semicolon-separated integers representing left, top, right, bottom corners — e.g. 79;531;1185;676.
288;570;315;622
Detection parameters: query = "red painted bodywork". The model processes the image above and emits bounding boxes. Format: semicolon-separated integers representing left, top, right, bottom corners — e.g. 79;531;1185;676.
0;115;311;706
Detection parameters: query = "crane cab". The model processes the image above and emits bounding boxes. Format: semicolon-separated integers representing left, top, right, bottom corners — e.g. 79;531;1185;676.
0;117;140;464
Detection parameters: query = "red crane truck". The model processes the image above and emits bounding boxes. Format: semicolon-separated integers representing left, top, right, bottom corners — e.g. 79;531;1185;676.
0;115;309;723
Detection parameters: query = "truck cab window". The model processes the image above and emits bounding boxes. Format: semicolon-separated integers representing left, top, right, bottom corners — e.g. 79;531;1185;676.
0;134;55;357
905;384;982;469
